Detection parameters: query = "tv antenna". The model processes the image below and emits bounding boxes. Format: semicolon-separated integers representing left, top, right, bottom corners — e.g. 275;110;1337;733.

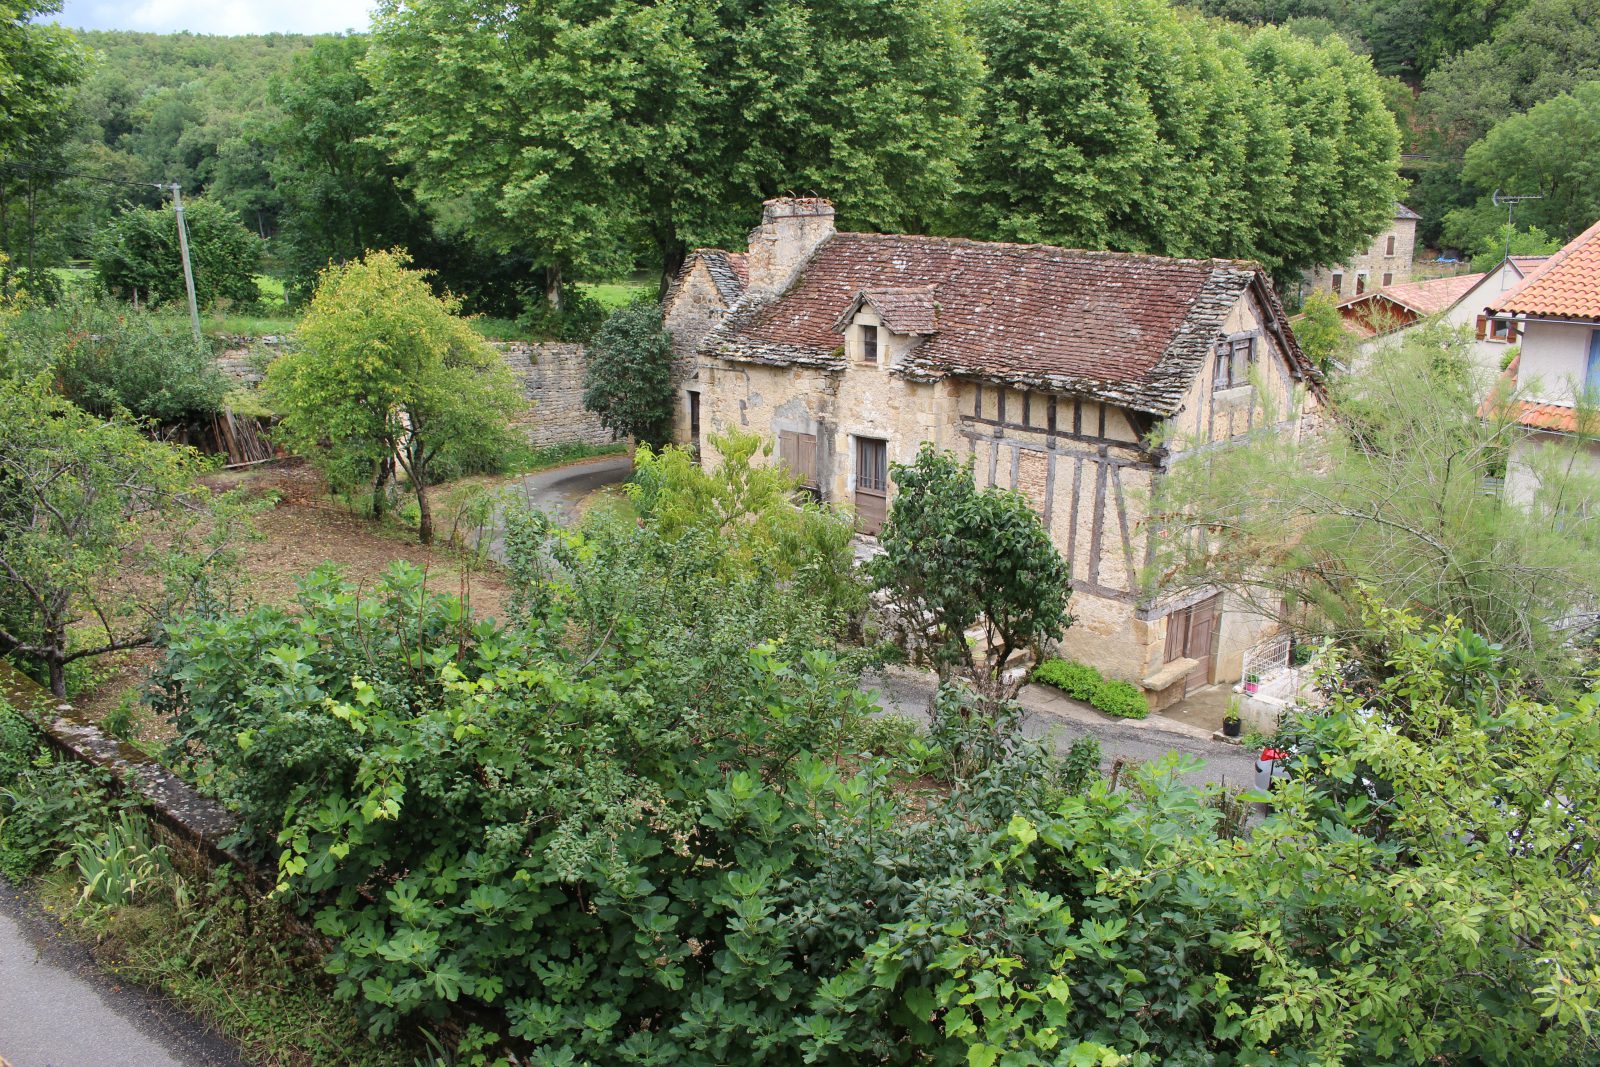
1492;188;1544;271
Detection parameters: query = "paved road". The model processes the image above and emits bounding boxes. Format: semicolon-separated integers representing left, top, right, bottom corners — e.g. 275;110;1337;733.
865;666;1258;789
479;454;634;562
0;881;246;1067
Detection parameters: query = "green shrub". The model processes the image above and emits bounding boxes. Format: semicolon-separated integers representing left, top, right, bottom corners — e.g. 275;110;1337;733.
1091;677;1150;719
1034;657;1150;719
1033;658;1101;702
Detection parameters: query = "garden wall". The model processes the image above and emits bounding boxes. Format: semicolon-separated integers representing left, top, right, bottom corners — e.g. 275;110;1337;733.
215;337;616;450
493;341;615;448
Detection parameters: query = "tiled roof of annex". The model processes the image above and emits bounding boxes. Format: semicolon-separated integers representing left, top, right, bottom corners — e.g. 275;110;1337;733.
700;231;1316;416
1490;217;1600;322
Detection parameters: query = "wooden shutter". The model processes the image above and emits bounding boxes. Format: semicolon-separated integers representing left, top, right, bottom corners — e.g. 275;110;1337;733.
1508;321;1521;342
1475;315;1487;340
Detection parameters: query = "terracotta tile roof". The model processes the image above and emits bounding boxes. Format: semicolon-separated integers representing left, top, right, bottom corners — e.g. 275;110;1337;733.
701;232;1317;415
1478;354;1600;433
1489;217;1600;321
1510;255;1551;274
1340;273;1484;320
833;286;939;334
1394;202;1422;221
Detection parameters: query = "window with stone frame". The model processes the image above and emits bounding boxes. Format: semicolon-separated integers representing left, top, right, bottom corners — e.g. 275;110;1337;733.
860;323;879;365
1213;334;1256;390
1331;273;1343;295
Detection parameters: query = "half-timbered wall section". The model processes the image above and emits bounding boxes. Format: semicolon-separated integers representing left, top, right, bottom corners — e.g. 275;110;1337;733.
669;197;1323;699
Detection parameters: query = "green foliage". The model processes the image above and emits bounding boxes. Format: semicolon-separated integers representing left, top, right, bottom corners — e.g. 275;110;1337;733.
1292;288;1355;372
4;294;228;423
92;197;263;310
0;2;84;157
0;702;123;880
73;811;174;908
265;250;523;544
1458;81;1600;244
1155;324;1600;689
629;429;867;624
1462;223;1565;270
871;444;1071;701
367;0;982;287
583;299;676;447
1034;659;1151;719
958;0;1401;278
0;377;256;696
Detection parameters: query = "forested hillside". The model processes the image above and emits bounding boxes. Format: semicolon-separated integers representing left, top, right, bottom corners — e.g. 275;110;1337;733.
4;0;1597;317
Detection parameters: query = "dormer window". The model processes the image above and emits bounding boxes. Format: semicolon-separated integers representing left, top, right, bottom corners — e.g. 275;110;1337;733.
861;324;879;365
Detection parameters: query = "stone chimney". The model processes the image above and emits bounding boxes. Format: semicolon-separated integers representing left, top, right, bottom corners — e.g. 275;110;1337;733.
745;197;836;296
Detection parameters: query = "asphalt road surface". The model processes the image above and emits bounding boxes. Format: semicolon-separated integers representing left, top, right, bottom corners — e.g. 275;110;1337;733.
0;881;246;1067
479;453;635;562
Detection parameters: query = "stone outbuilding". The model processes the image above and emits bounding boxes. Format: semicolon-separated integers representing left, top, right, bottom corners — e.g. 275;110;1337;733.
1302;202;1420;298
664;197;1324;708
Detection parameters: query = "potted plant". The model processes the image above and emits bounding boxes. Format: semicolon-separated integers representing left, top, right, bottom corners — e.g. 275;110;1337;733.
1243;671;1260;695
1223;697;1242;738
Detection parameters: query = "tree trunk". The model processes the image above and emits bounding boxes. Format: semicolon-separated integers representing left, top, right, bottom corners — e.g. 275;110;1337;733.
658;235;688;301
371;456;392;519
545;264;563;311
48;656;65;699
415;474;434;546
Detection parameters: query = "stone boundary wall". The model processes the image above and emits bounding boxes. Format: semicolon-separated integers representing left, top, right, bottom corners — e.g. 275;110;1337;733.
214;337;616;450
493;341;616;448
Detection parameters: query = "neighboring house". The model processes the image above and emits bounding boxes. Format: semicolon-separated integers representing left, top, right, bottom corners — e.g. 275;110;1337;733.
1483;218;1600;505
665;197;1325;707
1303;203;1420;297
1336;256;1552;385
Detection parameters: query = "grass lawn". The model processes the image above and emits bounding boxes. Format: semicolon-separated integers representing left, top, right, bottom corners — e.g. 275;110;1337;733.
577;280;653;308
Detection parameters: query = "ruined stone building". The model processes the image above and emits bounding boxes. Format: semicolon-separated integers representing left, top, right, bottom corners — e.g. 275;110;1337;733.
664;197;1323;707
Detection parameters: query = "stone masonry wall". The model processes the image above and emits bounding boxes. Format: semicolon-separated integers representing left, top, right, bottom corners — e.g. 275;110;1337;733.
494;341;616;448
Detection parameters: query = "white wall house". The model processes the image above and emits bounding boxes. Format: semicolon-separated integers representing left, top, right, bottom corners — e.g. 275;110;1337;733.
1482;220;1600;506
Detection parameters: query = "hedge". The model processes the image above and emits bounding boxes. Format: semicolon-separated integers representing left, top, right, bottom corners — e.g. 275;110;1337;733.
1034;657;1150;719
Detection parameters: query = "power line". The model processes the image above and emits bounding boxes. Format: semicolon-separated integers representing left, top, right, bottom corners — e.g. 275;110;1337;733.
0;158;164;191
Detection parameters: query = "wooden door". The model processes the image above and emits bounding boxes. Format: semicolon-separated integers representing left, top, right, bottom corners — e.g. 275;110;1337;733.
1164;594;1220;694
855;436;888;534
1181;595;1219;693
779;431;819;497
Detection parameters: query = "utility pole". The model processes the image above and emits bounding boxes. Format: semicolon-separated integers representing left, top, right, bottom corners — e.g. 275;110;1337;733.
170;182;204;350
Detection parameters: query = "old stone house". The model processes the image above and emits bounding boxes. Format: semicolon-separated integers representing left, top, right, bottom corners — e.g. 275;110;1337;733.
664;198;1323;707
1302;202;1420;298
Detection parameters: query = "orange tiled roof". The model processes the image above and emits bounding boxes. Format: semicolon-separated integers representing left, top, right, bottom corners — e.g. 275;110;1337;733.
1490;217;1600;321
1480;354;1600;434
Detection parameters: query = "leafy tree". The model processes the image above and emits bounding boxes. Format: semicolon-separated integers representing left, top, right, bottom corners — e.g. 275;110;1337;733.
1153;325;1600;687
4;294;227;425
582;300;675;448
1462;222;1564;270
366;0;981;292
1291;288;1354;372
265;250;522;544
1457;81;1600;243
958;0;1400;278
870;444;1071;702
0;377;253;696
0;2;84;160
92;197;261;310
628;429;866;622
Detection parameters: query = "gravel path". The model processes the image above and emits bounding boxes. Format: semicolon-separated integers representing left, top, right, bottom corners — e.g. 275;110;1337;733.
0;880;247;1067
478;454;634;562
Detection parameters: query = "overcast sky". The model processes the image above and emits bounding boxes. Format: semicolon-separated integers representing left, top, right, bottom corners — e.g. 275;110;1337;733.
49;0;378;35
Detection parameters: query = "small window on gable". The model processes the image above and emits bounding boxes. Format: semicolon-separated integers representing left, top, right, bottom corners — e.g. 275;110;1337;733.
1331;273;1343;295
860;324;879;365
1214;335;1255;391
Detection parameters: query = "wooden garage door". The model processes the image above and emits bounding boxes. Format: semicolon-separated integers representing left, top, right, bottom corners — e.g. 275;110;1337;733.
1164;594;1220;694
